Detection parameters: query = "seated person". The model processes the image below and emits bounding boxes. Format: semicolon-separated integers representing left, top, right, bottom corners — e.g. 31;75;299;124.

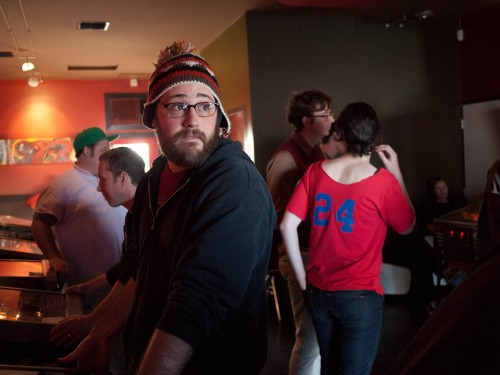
418;176;464;235
382;178;464;311
382;228;438;311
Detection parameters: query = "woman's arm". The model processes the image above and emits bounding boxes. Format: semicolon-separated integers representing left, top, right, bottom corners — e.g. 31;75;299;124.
376;144;415;234
280;211;307;290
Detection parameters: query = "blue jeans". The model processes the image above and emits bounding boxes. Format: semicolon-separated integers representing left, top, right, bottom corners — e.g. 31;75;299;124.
304;287;384;375
279;254;320;375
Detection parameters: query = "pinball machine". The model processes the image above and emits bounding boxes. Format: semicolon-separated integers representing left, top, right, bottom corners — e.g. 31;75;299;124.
433;201;480;286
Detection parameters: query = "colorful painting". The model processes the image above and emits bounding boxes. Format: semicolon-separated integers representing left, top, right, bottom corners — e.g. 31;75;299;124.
0;140;7;165
1;137;73;165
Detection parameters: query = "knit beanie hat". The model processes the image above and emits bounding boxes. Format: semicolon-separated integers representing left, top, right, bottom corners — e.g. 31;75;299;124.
142;40;231;136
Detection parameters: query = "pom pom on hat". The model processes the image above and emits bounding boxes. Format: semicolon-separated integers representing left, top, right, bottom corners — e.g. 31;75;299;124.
154;41;199;68
142;40;231;135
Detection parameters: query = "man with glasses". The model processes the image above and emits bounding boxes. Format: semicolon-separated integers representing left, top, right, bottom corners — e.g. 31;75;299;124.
59;40;276;375
266;90;334;375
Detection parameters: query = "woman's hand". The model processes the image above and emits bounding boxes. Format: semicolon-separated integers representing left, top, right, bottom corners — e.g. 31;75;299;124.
375;144;401;177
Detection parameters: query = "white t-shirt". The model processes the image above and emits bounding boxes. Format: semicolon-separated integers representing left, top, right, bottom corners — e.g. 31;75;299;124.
35;164;126;286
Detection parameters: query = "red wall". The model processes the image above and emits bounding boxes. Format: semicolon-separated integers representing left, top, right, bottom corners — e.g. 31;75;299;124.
0;80;158;195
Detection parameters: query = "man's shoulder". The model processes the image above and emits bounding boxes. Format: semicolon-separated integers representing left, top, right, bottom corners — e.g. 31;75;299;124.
54;165;81;179
41;167;76;190
266;147;296;171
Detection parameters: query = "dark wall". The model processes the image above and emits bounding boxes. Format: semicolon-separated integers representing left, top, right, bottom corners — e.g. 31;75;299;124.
246;9;463;206
462;4;500;104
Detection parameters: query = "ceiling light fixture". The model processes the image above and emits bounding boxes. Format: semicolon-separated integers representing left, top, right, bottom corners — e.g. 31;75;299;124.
21;58;35;71
2;0;45;81
385;9;434;28
415;10;434;20
27;75;40;87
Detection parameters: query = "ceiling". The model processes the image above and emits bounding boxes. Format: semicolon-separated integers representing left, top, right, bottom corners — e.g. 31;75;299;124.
1;0;499;82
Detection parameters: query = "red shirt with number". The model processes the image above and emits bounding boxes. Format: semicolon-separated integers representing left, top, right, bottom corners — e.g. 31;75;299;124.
286;161;415;295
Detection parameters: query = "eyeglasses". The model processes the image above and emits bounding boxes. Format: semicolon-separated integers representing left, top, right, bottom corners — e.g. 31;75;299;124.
160;102;219;118
310;111;333;120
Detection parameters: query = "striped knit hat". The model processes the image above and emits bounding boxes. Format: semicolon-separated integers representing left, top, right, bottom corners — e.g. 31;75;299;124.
142;40;231;135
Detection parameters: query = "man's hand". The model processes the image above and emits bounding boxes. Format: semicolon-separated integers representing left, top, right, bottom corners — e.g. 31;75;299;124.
58;333;112;371
49;257;68;277
63;283;86;296
63;274;108;298
50;314;95;347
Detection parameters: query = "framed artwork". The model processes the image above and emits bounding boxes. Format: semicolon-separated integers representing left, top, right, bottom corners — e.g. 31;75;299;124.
105;93;147;131
0;140;7;165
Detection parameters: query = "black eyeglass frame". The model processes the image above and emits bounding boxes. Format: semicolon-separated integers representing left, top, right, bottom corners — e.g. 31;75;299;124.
159;102;220;118
309;110;334;120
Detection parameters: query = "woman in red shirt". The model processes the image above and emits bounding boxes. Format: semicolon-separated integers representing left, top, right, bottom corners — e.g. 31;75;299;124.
280;102;415;375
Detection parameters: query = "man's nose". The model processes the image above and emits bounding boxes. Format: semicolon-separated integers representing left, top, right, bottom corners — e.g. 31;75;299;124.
182;107;200;127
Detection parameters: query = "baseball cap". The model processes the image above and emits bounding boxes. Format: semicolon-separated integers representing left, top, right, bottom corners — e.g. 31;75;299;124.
73;127;119;154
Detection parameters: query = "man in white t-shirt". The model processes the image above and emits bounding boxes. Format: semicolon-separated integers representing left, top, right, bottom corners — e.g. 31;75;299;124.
32;127;127;312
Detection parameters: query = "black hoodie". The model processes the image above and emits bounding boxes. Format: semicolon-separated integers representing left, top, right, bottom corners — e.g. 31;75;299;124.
124;138;276;374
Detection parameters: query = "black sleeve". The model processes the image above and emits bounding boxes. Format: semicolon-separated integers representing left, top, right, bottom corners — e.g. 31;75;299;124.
106;211;138;285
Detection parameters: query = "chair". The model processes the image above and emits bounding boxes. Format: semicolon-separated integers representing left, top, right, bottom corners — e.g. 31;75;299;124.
381;263;411;295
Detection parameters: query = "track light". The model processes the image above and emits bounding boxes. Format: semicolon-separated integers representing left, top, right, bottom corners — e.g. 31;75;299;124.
385;9;434;28
22;61;35;71
21;58;35;71
415;10;434;20
27;76;41;88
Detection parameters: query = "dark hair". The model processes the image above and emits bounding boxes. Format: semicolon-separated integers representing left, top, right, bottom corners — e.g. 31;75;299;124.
334;102;380;156
426;176;445;198
99;147;146;186
286;90;332;132
75;143;96;158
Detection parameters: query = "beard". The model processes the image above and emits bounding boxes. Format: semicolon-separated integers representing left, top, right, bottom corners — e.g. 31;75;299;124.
155;126;220;169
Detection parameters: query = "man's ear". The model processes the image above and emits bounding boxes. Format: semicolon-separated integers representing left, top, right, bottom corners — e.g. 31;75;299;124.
81;146;91;157
119;171;128;183
302;116;312;129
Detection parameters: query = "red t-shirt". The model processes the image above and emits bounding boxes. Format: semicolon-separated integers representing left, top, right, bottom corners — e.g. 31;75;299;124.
286;161;415;294
158;165;189;209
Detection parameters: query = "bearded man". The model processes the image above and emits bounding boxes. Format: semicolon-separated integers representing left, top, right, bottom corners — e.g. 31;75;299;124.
60;40;276;375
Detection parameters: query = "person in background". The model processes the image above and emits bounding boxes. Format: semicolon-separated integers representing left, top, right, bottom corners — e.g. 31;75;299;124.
59;40;276;375
320;125;341;160
49;147;145;347
477;158;500;259
280;102;415;375
266;90;334;375
419;176;464;235
32;127;126;312
50;147;144;374
407;176;465;308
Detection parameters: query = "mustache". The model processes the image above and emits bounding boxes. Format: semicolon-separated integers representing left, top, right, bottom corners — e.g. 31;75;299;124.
173;129;206;142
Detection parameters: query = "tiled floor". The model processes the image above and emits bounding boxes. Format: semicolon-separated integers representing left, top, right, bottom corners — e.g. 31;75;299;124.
262;280;429;375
